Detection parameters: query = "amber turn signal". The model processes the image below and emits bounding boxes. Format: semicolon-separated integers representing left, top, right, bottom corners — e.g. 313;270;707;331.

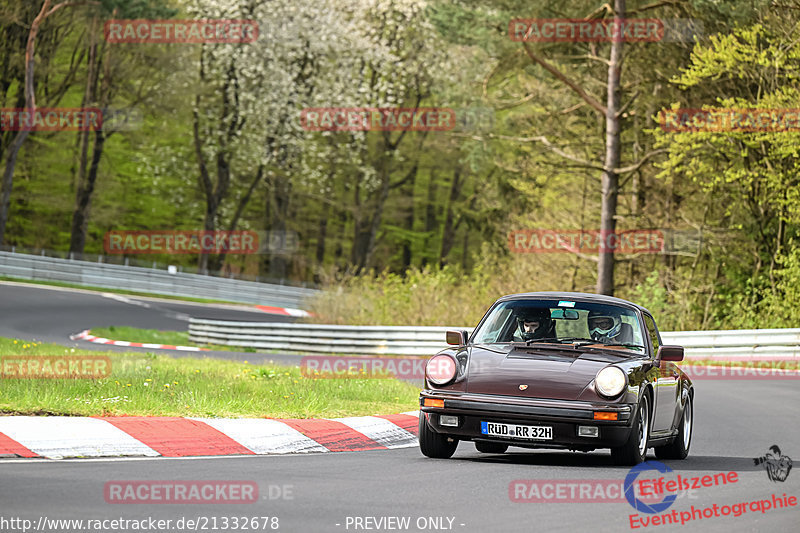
423;398;445;408
593;411;618;421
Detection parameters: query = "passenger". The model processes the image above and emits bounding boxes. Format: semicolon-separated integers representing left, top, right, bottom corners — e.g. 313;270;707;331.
588;309;633;344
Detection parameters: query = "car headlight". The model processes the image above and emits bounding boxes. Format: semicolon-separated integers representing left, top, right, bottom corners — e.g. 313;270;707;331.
595;366;627;398
426;355;457;385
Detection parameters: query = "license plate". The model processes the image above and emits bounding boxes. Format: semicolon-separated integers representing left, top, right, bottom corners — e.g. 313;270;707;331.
480;421;552;440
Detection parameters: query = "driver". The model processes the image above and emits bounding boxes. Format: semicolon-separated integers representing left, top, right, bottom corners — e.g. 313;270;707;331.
588;309;623;343
516;308;554;341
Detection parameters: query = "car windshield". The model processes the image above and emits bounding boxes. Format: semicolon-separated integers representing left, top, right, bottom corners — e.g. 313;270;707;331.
472;299;647;354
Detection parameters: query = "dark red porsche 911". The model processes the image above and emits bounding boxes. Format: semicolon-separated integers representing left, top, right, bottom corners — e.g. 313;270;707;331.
419;292;693;465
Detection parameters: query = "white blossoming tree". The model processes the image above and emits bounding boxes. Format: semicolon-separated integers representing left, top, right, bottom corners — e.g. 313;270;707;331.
179;0;447;276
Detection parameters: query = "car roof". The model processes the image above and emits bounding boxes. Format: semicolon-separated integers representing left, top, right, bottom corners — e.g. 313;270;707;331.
496;291;653;316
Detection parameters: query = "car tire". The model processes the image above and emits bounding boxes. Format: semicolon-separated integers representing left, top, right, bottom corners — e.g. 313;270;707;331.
419;414;458;459
654;394;692;460
475;441;508;454
611;394;650;466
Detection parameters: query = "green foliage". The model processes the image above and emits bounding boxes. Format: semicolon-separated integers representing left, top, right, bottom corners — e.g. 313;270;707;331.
652;21;800;330
96;0;178;18
632;271;669;322
309;248;601;327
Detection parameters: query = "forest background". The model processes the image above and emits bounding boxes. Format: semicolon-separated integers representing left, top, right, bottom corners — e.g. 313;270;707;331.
1;0;798;331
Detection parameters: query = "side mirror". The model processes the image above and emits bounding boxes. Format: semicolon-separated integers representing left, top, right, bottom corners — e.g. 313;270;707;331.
657;345;684;362
446;330;468;346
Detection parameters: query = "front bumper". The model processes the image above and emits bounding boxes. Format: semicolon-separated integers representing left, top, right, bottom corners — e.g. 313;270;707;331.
420;390;635;449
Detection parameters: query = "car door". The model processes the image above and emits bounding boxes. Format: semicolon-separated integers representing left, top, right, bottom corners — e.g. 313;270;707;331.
644;314;678;435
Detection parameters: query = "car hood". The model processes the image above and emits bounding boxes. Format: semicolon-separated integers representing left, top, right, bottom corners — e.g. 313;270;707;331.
466;344;643;400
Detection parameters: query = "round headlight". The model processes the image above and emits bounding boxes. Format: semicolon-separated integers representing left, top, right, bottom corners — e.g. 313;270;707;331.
595;366;627;398
426;355;457;385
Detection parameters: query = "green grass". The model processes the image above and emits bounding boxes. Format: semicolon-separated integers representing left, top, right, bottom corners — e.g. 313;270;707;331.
0;337;420;418
0;276;247;306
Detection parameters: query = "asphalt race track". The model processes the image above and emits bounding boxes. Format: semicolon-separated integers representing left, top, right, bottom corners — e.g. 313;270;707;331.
2;383;798;533
0;281;303;365
1;281;799;532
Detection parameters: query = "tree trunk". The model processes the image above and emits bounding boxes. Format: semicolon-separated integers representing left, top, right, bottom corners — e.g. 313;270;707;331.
360;166;391;271
439;169;462;266
401;167;416;271
194;49;240;275
421;170;438;267
0;1;53;244
351;143;392;273
267;173;290;280
210;165;263;272
596;0;625;296
315;203;329;270
0;4;35;170
69;129;105;254
69;17;100;255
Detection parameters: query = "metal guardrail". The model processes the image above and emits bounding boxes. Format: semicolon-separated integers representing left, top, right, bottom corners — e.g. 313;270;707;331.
0;251;318;308
189;321;466;355
188;319;800;361
660;329;800;360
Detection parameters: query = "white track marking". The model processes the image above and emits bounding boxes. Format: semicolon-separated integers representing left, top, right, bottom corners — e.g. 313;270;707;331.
192;418;328;454
0;417;159;459
333;416;417;449
285;308;311;317
101;293;151;308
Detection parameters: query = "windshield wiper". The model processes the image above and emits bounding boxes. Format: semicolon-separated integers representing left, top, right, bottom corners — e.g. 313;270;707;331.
523;337;601;350
556;337;597;345
524;336;560;345
602;343;646;350
525;337;597;346
524;337;647;352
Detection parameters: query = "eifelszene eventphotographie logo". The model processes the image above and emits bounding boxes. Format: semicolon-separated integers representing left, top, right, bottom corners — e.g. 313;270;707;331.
753;445;792;482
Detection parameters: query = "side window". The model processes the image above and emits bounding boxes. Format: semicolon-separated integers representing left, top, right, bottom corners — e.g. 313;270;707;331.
474;307;511;343
643;314;660;353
